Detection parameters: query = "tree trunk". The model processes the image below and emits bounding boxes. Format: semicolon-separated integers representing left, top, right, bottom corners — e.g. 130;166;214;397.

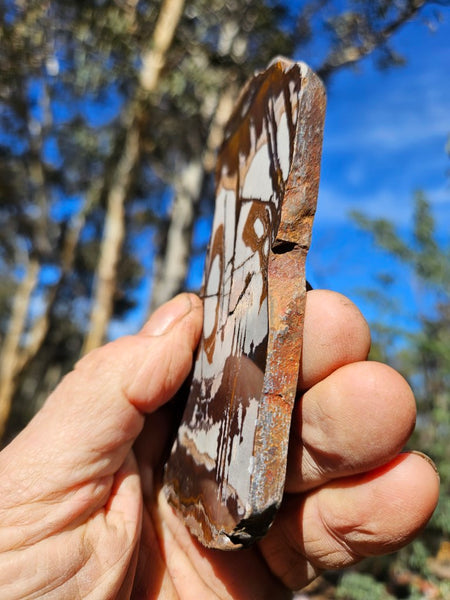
149;83;238;312
81;0;185;354
0;75;54;439
16;199;94;373
150;159;204;311
81;121;139;354
0;258;40;438
139;0;185;93
148;13;244;313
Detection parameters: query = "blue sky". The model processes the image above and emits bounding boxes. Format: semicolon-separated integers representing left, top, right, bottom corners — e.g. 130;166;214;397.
304;9;449;331
109;6;449;340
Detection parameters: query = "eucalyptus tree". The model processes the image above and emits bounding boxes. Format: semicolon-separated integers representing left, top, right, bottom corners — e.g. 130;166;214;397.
0;0;443;441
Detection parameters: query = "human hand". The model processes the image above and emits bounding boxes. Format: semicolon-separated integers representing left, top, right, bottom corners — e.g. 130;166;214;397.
0;291;439;599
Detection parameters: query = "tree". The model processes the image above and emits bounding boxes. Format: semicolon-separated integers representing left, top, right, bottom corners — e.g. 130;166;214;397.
347;191;449;598
149;0;443;311
0;0;445;441
81;0;186;354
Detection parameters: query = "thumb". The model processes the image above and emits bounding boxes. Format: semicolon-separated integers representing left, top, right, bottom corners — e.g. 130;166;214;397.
0;293;203;491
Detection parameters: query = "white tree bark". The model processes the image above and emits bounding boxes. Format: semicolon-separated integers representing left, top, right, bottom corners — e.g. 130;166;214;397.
140;0;185;93
150;159;204;311
81;0;185;353
81;122;139;355
148;16;243;314
149;84;238;313
0;258;40;438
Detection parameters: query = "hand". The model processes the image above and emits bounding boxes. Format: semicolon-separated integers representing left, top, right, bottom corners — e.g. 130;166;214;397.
0;291;439;599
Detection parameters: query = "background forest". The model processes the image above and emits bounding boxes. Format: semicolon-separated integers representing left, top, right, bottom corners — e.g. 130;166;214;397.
0;1;448;598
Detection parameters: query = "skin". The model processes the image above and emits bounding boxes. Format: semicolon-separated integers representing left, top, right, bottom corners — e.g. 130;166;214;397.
0;290;439;599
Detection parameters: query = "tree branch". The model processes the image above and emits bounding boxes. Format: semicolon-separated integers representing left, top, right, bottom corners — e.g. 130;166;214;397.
317;0;427;79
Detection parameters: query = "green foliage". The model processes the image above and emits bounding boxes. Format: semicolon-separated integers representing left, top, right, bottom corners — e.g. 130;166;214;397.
406;540;431;573
336;572;394;600
351;191;450;292
1;2;448;597
1;0;437;437
434;489;450;534
350;190;449;598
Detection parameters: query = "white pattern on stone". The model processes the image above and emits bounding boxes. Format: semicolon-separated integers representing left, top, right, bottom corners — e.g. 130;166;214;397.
276;111;290;182
242;143;272;200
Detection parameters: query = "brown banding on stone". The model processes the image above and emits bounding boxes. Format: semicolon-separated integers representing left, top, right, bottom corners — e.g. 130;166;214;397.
164;57;326;550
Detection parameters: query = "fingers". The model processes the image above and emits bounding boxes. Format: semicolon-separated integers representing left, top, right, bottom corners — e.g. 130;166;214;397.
261;452;440;590
75;292;203;414
151;490;292;600
300;290;371;391
0;294;203;506
274;288;437;593
0;451;143;598
285;361;416;492
287;289;411;492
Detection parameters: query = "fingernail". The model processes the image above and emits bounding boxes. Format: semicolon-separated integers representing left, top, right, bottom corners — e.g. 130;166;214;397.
411;451;440;478
144;294;193;336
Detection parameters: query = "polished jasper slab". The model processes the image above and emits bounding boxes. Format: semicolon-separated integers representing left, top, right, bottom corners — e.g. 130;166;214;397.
164;57;326;549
